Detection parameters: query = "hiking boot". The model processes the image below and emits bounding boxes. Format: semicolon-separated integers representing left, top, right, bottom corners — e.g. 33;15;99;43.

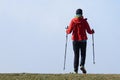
74;70;78;74
80;66;87;74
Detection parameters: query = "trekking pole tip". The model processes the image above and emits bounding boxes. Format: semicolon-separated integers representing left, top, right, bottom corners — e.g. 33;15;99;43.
63;68;65;71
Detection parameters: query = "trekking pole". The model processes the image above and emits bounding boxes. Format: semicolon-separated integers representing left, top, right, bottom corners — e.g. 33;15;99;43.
92;33;95;64
63;26;68;70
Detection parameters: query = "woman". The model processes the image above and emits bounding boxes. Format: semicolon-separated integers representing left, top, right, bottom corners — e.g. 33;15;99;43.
66;9;95;74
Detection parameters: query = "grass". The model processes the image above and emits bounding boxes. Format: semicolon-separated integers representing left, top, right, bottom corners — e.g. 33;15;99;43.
0;73;120;80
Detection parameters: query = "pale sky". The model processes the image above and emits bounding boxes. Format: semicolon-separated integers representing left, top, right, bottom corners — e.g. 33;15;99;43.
0;0;120;74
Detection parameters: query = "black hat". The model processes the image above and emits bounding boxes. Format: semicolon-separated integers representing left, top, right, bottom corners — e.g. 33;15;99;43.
76;9;83;15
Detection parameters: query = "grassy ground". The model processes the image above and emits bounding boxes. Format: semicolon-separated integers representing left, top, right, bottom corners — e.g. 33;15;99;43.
0;73;120;80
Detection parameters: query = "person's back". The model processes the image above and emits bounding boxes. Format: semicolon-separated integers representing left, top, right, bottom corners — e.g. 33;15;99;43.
67;16;93;41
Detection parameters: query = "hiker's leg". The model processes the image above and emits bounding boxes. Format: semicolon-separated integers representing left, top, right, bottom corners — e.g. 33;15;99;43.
73;41;79;72
80;41;87;67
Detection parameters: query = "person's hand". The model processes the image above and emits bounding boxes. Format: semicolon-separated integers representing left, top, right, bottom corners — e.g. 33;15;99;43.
92;29;95;34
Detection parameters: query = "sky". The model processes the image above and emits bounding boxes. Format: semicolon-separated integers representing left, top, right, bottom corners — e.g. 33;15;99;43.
0;0;120;74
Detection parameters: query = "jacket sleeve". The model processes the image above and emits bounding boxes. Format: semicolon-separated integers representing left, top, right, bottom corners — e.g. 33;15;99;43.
84;19;93;34
66;19;75;34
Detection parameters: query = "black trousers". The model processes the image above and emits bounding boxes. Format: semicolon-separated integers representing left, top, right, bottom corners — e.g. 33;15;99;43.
73;40;87;72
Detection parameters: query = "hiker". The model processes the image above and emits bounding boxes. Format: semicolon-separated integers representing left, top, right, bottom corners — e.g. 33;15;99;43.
66;9;95;74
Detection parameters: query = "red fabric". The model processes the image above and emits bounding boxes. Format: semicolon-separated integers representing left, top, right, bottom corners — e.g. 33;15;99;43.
66;17;94;41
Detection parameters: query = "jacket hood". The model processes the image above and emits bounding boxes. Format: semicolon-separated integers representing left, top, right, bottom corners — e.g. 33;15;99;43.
72;16;85;24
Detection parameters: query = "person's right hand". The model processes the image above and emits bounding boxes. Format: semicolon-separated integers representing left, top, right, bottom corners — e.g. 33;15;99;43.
92;29;95;34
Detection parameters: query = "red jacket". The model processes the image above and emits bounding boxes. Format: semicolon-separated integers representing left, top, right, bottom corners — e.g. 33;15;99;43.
66;16;94;41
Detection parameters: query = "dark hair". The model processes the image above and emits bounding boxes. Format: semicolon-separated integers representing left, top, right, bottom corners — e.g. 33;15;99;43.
76;9;83;15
